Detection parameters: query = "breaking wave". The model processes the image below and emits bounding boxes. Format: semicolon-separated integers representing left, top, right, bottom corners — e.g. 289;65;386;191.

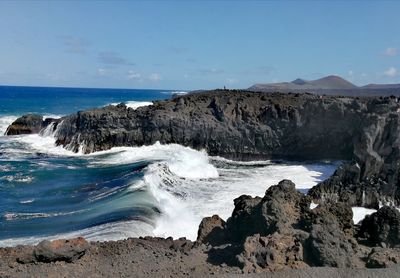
0;117;338;247
108;101;153;110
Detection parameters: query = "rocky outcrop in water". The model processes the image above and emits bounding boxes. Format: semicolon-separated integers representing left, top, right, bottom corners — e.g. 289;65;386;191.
5;114;58;135
6;91;400;207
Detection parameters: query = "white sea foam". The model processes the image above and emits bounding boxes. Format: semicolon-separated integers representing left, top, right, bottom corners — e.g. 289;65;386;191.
91;144;335;240
310;202;319;209
0;220;154;247
1;175;33;183
12;134;78;156
20;199;35;204
3;209;87;221
43;114;62;119
150;162;336;240
352;207;377;224
91;142;219;179
0;115;18;135
0;114;62;136
78;142;336;240
108;101;153;110
0;129;337;244
161;91;188;96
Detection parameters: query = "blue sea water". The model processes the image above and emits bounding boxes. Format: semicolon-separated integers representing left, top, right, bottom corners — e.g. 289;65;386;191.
0;86;337;246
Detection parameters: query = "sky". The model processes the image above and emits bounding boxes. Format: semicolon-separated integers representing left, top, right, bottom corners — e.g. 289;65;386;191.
0;0;399;90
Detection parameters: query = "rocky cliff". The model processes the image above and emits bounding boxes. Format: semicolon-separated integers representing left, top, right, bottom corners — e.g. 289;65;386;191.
6;90;400;207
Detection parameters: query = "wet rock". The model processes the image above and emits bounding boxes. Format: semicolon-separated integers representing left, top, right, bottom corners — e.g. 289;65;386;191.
6;114;44;135
5;114;59;135
358;206;400;247
33;237;90;263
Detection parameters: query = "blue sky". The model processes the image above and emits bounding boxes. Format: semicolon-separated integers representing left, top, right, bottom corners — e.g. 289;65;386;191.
0;1;399;90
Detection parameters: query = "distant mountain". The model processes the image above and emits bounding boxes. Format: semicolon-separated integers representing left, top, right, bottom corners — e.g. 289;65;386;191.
249;75;357;92
309;75;357;89
248;75;400;96
362;84;400;89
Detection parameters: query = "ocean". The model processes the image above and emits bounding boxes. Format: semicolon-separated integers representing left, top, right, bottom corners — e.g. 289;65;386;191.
0;85;338;247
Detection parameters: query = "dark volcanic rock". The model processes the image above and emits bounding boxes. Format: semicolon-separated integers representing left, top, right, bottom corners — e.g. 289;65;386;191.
33;237;89;263
7;91;400;206
236;233;307;272
304;208;359;267
5;114;44;135
225;180;305;242
366;248;400;268
201;180;374;272
196;215;227;246
357;206;400;248
5;114;59;135
53;92;400;207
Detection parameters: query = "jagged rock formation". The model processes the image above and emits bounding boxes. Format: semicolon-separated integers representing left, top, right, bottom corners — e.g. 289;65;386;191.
2;180;399;276
197;180;399;273
357;206;400;248
6;91;400;207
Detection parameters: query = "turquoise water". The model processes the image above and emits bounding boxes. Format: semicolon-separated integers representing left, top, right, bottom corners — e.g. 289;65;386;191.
0;86;337;246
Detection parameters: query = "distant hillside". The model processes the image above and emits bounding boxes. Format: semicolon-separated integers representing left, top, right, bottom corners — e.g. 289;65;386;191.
362;84;400;90
248;75;400;96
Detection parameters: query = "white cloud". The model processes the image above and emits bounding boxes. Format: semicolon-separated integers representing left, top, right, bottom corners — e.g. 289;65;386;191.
149;73;161;81
97;68;107;76
383;67;397;77
384;47;397;57
348;70;354;77
196;68;224;75
226;78;239;84
127;70;141;80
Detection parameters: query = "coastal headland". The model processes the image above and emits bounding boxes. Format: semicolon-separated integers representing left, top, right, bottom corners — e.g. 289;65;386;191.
3;90;400;277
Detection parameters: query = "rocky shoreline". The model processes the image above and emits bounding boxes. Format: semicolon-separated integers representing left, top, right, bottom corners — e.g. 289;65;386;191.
4;90;400;276
6;90;400;208
0;180;399;277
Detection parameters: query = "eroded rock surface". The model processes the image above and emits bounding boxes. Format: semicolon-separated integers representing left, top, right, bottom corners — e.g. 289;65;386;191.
8;91;400;207
357;206;400;248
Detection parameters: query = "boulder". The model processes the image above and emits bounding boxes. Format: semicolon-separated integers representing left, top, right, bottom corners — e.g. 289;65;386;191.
302;203;359;267
33;237;90;263
225;195;263;241
236;233;308;273
357;206;400;247
5;114;44;135
260;180;306;234
196;215;227;246
226;180;306;242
